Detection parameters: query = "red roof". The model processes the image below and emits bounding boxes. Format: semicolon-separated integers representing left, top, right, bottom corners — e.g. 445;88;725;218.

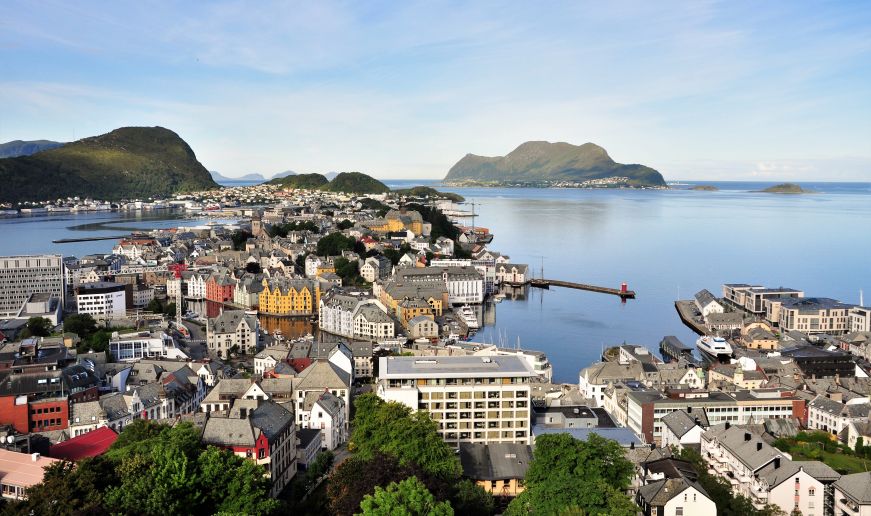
50;426;118;461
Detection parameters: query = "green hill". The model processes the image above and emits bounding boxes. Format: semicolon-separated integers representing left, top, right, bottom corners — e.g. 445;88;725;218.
0;127;218;203
319;172;390;194
392;186;465;202
268;173;329;189
444;141;666;187
0;140;65;158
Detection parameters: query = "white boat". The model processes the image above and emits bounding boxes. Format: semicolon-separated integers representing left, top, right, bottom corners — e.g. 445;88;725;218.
696;336;733;359
458;305;479;329
493;293;506;303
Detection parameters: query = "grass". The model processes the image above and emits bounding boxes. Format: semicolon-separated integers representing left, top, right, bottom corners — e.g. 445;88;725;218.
774;431;871;475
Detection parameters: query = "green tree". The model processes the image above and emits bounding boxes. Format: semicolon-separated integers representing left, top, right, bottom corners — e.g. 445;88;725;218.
146;298;164;313
359;476;453;516
337;219;354;230
451;479;494;516
245;261;263;274
6;456;117;515
63;313;97;338
334;257;363;285
505;433;635;516
231;229;252;250
197;446;280;514
351;394;461;479
25;316;53;337
317;232;356;256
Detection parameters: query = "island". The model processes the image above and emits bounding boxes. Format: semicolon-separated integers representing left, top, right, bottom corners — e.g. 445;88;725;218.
443;141;666;188
758;183;815;194
689;185;719;191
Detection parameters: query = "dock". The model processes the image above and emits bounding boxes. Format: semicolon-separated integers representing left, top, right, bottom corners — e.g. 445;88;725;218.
659;335;701;366
674;300;709;336
527;279;636;299
52;235;129;244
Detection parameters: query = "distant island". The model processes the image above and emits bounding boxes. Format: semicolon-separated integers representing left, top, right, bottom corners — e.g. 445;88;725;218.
444;141;666;188
758;183;815;194
268;173;330;190
268;173;461;199
0;126;218;203
0;139;65;158
392;186;465;202
211;170;297;183
689;185;719;191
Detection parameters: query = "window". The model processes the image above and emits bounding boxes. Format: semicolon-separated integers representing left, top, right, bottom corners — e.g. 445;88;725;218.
808;487;815;496
675;508;683;516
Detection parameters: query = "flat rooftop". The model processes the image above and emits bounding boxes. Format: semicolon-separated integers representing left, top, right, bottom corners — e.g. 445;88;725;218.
379;355;534;379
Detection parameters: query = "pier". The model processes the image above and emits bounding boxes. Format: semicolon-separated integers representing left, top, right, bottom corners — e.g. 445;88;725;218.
52;235;129;244
674;300;709;335
526;279;636;299
659;335;701;366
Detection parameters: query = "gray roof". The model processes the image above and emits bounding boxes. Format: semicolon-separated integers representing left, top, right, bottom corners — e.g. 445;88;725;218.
533;427;644;447
296;361;351;390
459;443;533;481
810;395;870;418
209;310;257;334
297;428;321;449
310;391;344;417
835;472;871;504
694;289;719;307
249;400;294;440
638;477;708;507
702;425;787;471
661;410;706;438
380;355;534;379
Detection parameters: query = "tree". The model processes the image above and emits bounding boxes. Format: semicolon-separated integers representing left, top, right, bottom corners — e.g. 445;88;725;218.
63;313;97;338
350;394;461;479
316;232;356;256
337;219;354;230
452;479;494;516
505;433;635;516
231;229;252;250
245;262;262;274
26;316;52;337
146;298;164;314
334;257;362;285
7;456;117;515
359;476;453;516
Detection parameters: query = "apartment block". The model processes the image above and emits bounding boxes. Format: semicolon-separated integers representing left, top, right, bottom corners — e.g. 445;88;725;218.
377;355;534;446
0;254;64;317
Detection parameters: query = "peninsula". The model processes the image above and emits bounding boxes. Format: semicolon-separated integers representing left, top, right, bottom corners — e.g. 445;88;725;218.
444;140;666;188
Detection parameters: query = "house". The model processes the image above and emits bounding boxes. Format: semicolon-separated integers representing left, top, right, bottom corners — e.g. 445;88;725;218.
69;393;132;436
636;477;716;516
833;472;871;515
259;277;320;316
205;274;236;303
360;255;391;282
109;331;188;361
76;281;127;320
743;323;779;350
578;361;645;407
694;289;724;317
49;426;118;461
407;315;438;339
302;391;347;450
294;361;352;424
201;399;296;498
660;409;708;452
0;449;61;500
353;303;395;341
807;395;871;436
296;428;322;470
845;420;871;451
255;346;289;377
495;263;529;285
459;443;533;497
207;310;260;359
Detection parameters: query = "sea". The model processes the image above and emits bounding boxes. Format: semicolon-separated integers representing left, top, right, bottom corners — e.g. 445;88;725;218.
3;180;870;382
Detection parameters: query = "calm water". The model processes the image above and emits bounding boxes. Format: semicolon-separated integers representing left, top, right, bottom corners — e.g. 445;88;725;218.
3;181;870;382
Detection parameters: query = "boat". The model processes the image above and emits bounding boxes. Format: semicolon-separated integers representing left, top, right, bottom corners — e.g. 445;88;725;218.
493;293;506;303
458;305;479;329
696;336;733;359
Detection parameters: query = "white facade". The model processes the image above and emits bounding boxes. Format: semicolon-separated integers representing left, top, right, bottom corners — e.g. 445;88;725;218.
0;254;64;317
308;396;347;450
187;273;206;299
207;310;260;359
377;355;534;446
851;307;871;333
77;285;126;320
110;331;189;361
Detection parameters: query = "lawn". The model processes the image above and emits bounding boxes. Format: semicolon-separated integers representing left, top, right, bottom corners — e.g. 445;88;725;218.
787;446;871;474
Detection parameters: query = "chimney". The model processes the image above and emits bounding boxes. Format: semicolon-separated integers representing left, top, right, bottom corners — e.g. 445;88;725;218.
757;442;763;451
240;408;247;418
725;421;731;430
774;457;781;469
31;453;40;461
687;406;692;413
744;432;752;442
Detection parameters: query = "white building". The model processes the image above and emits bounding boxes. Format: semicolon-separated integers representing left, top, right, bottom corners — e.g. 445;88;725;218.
207;310;260;359
301;391;347;450
76;282;127;320
408;315;439;339
110;331;189;361
377;355;535;445
0;254;64;317
353;303;395;341
495;263;529;285
851;306;871;333
394;266;484;305
659;409;706;452
807;395;870;436
187;273;207;299
254;346;289;377
834;472;871;516
636;477;717;516
694;289;724;317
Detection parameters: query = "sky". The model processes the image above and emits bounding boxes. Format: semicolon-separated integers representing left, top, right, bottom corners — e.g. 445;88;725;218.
1;1;870;181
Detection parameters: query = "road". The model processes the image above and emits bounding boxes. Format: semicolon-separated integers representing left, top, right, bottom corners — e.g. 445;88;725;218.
180;321;208;360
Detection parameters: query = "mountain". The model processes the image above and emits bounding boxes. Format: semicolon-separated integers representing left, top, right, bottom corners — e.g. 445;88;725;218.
320;172;390;194
392;186;465;202
271;170;296;179
0;140;65;158
324;172;340;181
0;126;218;203
444;141;666;187
211;171;266;183
268;173;330;189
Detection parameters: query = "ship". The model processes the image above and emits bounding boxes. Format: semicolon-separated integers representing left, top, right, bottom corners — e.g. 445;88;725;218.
458;305;479;330
696;336;733;359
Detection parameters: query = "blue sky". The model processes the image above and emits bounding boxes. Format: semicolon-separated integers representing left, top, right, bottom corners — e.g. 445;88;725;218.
1;1;870;180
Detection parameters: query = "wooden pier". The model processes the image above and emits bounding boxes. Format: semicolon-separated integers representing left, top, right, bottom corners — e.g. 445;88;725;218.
526;279;636;299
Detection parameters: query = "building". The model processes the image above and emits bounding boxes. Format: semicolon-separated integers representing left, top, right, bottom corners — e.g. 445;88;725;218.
50;426;118;461
774;297;853;335
722;284;804;314
459;443;533;497
694;289;724;317
700;424;839;513
833;472;871;515
407;315;439;339
807;395;870;436
377;355;535;446
13;292;62;326
0;449;61;500
205;274;236;303
780;344;856;378
0;254;64;318
207;310;260;359
76;282;127;320
742;323;779;350
495;263;529;285
393;266;484;305
296;428;322;470
353;303;395;341
850;307;871;333
360;255;391;283
636;477;716;516
69;393;132;436
259;278;320;316
579;361;645;407
186;272;207;299
302;391;347;450
254;346;289;377
201;399;297;498
294;360;352;423
109;331;188;361
660;409;707;452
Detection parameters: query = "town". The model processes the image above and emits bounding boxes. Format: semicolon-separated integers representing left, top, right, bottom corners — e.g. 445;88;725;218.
1;182;870;516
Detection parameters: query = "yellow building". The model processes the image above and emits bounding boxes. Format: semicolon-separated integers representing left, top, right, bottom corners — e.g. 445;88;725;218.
259;278;320;315
397;298;435;328
315;262;336;278
364;209;424;235
377;280;446;319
